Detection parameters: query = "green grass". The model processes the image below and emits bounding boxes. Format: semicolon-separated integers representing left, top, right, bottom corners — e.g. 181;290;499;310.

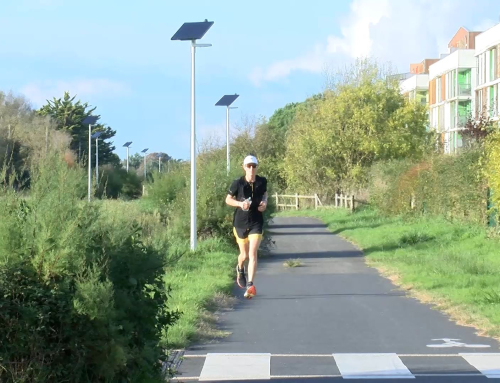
164;238;236;349
277;207;500;339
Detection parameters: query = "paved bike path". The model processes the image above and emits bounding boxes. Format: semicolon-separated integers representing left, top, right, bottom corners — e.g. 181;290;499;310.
173;217;500;382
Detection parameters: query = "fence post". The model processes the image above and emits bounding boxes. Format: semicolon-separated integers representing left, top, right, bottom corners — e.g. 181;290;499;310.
350;195;354;211
335;193;338;208
275;192;278;209
314;193;318;210
295;193;299;210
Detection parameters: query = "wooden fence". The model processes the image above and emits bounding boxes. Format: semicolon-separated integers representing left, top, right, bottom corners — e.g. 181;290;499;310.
274;193;355;211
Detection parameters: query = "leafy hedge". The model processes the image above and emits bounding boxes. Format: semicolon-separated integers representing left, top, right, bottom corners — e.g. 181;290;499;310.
369;149;488;225
0;154;178;382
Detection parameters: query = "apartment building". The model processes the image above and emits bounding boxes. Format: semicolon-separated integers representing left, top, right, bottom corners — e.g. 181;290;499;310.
428;28;479;153
474;23;500;119
400;59;439;105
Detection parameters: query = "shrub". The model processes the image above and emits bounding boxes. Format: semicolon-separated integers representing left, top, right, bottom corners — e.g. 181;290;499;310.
0;154;178;382
97;164;142;200
369;150;487;225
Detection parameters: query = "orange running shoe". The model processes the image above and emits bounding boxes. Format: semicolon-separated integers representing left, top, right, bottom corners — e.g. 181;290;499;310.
244;284;256;299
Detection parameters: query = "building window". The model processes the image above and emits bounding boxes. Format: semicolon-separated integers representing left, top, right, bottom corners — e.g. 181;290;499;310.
458;69;471;96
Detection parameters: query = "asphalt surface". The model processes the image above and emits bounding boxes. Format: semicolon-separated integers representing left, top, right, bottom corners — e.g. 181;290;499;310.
172;216;500;382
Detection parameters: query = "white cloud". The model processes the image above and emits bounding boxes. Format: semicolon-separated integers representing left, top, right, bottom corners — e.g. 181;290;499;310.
326;0;390;57
20;79;131;106
250;0;481;86
250;44;327;86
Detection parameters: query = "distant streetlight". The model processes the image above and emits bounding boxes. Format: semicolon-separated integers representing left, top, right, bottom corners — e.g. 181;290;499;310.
91;131;103;182
172;19;214;251
83;115;98;202
216;94;239;174
141;148;149;179
123;142;132;172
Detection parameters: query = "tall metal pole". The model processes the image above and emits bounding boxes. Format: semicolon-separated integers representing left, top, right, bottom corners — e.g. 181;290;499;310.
88;124;91;202
226;106;230;175
190;40;197;250
126;147;129;172
95;137;99;182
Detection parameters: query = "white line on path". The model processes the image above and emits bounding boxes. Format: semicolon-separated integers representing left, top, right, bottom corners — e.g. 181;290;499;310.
198;353;271;381
333;353;415;379
460;353;500;378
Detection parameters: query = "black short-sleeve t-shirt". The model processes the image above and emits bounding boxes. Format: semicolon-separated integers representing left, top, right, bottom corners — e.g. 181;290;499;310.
228;175;267;228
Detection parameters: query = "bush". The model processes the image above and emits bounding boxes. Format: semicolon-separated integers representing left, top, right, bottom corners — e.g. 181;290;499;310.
484;130;500;224
145;152;272;242
97;164;142;200
369;150;487;225
0;154;178;382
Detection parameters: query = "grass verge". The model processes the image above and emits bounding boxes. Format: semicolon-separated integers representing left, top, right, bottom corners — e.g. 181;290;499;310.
164;238;237;349
276;207;500;340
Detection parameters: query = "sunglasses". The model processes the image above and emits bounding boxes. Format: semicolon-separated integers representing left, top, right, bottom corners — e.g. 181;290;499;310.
246;164;257;169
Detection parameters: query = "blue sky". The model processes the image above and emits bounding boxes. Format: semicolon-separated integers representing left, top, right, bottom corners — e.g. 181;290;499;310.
1;0;499;160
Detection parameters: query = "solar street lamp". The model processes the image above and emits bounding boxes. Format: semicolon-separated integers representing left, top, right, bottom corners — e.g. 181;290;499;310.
123;142;132;172
216;94;239;174
172;19;214;250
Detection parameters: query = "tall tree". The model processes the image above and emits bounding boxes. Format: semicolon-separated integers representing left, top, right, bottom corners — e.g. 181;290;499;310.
284;59;434;195
38;92;119;166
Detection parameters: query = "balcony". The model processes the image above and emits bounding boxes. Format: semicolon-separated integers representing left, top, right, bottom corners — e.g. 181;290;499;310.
458;83;472;96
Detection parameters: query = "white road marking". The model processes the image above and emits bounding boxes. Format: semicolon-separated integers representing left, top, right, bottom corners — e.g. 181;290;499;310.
333;353;415;379
460;353;500;378
428;338;491;348
198;353;271;381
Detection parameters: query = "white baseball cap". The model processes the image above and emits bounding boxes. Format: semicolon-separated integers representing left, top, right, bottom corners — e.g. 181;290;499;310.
243;155;258;166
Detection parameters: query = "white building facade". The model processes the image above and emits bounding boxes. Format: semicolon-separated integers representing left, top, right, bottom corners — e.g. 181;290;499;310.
474;23;500;120
428;50;476;154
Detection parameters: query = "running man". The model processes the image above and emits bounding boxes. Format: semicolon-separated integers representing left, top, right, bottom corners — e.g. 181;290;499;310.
225;155;268;299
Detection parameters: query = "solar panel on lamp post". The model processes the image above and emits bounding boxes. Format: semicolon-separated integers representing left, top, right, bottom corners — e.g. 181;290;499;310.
172;19;214;251
83;116;98;202
123;142;132;172
216;94;239;174
91;131;103;183
141;148;149;179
